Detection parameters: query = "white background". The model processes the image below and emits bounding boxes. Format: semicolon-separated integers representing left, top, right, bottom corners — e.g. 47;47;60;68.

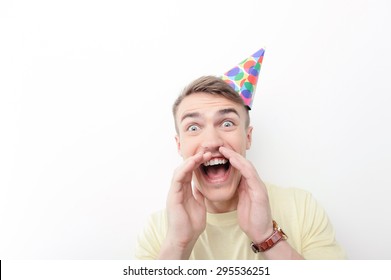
0;0;390;260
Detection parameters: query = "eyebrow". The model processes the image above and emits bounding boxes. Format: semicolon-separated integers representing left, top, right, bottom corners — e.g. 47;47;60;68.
218;108;240;118
180;112;201;123
180;108;240;123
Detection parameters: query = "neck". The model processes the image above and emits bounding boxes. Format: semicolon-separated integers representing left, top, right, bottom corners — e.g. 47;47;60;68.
204;194;238;213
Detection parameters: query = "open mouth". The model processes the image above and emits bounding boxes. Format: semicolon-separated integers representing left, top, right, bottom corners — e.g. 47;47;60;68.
200;157;231;183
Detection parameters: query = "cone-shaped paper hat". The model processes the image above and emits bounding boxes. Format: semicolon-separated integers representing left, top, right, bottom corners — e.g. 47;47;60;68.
221;48;265;109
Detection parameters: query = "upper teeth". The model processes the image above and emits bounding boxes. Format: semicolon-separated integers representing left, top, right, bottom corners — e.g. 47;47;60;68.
203;158;228;167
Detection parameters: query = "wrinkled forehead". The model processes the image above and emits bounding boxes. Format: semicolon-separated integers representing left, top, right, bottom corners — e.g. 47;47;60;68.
176;93;247;122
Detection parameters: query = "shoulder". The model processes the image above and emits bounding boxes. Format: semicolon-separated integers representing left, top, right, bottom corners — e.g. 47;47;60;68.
265;183;346;259
264;182;322;226
145;209;168;230
265;182;314;206
134;209;168;260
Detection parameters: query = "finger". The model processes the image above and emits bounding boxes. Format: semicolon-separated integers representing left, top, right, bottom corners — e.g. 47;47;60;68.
168;152;211;206
219;146;267;195
219;146;254;179
172;151;212;186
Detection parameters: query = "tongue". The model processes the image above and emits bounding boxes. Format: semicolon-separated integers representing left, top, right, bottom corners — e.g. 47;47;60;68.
205;165;226;180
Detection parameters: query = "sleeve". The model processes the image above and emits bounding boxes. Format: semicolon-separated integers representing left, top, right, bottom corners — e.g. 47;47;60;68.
297;190;347;260
134;211;167;260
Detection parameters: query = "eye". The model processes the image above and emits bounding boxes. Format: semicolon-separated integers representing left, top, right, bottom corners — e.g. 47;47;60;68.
222;121;234;128
187;124;200;132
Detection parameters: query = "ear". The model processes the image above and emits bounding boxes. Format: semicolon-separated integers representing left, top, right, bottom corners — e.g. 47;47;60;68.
175;134;182;156
246;126;253;150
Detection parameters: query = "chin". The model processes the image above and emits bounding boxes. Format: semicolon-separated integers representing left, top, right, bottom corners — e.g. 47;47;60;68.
194;178;239;203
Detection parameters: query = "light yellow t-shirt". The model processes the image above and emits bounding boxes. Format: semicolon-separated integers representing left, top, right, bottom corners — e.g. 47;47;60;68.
135;184;346;260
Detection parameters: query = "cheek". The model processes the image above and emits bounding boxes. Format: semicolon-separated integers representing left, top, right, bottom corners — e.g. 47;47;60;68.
179;137;199;158
226;133;248;151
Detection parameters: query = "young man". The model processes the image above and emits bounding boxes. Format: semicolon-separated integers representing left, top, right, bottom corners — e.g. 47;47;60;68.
135;50;346;260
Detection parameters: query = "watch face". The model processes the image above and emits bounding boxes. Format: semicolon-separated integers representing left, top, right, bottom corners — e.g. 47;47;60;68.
273;221;288;239
278;227;288;240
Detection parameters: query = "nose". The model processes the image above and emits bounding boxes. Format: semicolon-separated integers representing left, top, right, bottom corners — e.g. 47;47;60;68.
200;127;224;152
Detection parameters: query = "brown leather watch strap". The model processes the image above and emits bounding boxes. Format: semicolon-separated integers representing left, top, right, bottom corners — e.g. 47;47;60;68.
251;220;287;253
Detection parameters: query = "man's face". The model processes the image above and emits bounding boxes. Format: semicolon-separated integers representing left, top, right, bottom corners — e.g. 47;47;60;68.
175;93;252;211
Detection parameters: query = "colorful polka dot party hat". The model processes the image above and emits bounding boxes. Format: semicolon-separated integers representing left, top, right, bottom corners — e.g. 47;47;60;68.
221;48;265;109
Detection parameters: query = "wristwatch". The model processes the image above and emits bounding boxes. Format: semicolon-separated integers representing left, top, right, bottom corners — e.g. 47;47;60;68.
251;220;288;253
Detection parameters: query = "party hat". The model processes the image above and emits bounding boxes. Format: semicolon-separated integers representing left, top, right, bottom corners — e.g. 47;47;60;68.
221;48;265;109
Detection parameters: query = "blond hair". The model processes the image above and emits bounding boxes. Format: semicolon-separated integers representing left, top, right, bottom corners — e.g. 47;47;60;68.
172;76;250;132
